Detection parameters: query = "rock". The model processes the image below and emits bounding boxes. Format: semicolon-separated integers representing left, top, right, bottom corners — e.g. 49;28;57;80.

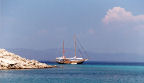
0;49;56;70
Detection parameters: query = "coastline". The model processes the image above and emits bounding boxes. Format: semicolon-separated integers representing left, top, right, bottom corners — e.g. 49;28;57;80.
0;49;57;70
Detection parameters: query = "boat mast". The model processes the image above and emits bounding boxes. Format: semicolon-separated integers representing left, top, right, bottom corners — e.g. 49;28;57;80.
63;40;65;58
74;35;76;58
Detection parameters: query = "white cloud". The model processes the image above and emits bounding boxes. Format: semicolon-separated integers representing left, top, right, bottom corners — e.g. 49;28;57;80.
102;7;144;24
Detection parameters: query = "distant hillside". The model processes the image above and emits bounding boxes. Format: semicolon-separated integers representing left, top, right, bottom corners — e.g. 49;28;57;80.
7;49;58;62
6;48;144;62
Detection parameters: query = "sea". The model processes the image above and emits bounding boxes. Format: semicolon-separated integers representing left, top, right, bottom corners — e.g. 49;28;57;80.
1;61;144;83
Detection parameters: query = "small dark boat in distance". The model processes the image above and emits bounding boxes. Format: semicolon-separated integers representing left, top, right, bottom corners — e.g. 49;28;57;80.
56;35;88;64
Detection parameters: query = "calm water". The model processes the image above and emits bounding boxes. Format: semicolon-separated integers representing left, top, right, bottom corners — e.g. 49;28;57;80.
1;62;144;83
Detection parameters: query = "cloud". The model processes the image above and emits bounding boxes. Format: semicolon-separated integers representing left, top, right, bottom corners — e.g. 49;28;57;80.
102;7;144;24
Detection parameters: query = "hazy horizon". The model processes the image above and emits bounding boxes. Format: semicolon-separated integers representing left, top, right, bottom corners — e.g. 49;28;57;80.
5;48;144;62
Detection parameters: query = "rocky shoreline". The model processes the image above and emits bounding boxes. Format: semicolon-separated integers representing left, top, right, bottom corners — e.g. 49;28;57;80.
0;49;56;70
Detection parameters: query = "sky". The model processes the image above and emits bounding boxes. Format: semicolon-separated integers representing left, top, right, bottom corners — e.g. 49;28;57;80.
0;0;144;54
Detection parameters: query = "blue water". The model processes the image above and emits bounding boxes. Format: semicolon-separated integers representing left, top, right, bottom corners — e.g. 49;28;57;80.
1;62;144;83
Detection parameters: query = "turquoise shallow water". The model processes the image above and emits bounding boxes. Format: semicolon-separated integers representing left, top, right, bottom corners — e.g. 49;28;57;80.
1;64;144;83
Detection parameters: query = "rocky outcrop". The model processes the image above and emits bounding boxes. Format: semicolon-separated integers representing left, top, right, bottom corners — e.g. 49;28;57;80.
0;49;56;70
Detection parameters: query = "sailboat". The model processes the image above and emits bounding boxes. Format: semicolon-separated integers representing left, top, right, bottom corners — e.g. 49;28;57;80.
56;36;88;64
